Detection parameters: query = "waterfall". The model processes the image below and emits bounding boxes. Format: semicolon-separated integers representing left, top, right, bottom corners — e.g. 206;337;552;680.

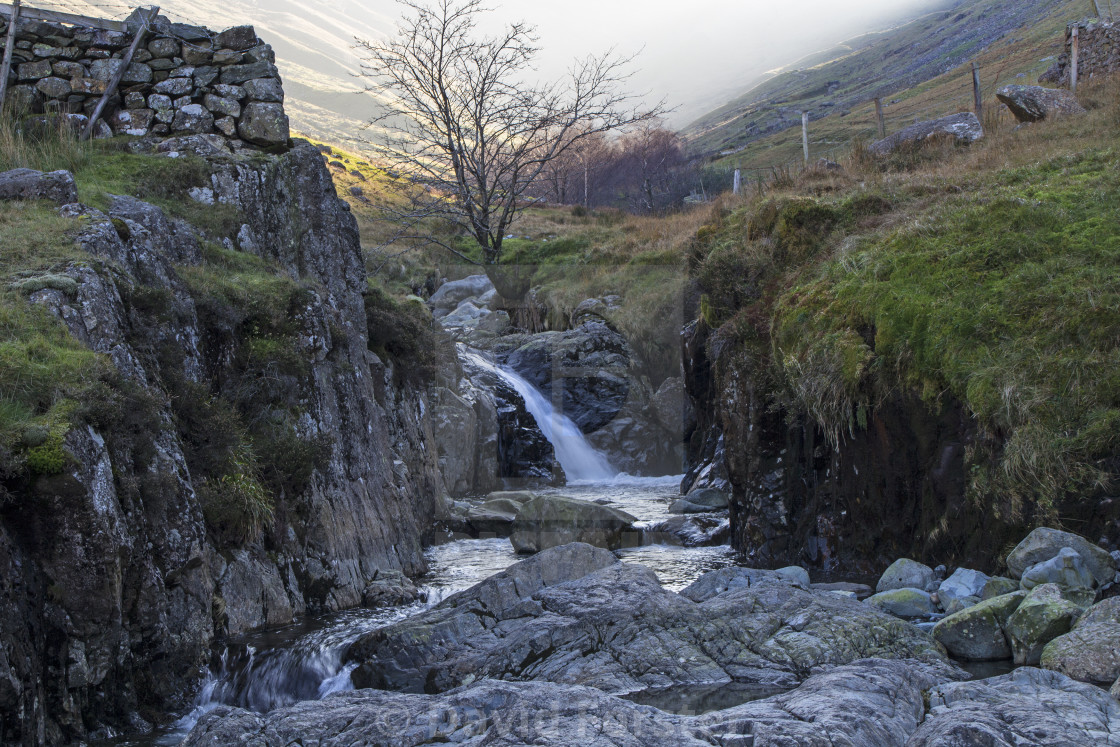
461;350;618;482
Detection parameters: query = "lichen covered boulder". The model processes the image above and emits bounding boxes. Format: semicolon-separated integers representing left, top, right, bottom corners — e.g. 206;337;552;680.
1006;527;1116;586
877;558;937;593
1041;598;1120;685
996;84;1086;123
238;101;290;147
1006;583;1086;665
932;591;1025;661
864;587;938;619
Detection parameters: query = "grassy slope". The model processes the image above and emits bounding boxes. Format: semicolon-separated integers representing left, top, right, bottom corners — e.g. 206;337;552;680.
687;0;1087;170
693;77;1120;525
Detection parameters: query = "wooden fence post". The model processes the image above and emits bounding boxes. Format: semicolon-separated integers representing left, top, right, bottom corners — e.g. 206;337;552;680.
83;5;160;140
0;0;21;113
732;168;741;195
1092;0;1104;17
1070;24;1079;93
801;112;809;165
874;97;886;139
971;62;983;121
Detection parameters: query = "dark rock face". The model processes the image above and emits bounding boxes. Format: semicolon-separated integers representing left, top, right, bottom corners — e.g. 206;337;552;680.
0;144;445;743
346;543;947;696
996;85;1086;123
459;355;559;487
504;319;632;434
868;112;983;156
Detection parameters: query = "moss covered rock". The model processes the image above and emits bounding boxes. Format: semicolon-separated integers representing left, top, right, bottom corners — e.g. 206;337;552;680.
865;587;937;619
1006;584;1086;665
1041;598;1120;685
933;591;1025;661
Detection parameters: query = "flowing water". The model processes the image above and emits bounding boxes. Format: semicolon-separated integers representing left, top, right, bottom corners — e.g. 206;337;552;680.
130;354;736;744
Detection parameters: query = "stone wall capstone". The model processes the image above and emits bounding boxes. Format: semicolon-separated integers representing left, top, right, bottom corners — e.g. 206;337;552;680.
0;11;290;148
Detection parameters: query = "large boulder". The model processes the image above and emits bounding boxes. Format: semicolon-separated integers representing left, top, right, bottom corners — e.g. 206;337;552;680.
429;275;495;317
509;495;636;553
1041;598;1120;685
936;568;990;610
347;544;948;695
1006;583;1086;665
877;558;937;594
932;591;1026;661
1021;546;1096;596
238;102;290;147
466;492;534;536
911;667;1120;746
0;168;78;204
981;576;1019;600
865;587;939;619
642;514;730;547
868;112;983;156
996;84;1086;123
1006;527;1117;585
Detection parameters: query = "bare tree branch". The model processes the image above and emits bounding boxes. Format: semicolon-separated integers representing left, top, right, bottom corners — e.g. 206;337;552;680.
356;0;664;281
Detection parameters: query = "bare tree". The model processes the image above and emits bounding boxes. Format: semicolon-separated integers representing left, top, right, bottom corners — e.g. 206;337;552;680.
357;0;662;291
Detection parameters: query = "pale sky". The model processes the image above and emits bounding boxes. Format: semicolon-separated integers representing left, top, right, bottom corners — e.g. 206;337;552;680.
63;0;947;126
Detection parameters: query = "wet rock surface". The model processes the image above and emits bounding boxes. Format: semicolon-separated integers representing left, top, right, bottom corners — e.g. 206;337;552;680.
346;543;948;696
510;495;637;553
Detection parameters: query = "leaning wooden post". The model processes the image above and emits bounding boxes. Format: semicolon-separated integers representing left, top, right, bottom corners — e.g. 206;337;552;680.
83;5;159;140
971;62;983;121
0;0;22;113
874;97;886;139
1070;24;1080;93
1092;0;1104;17
732;168;741;195
801;112;809;165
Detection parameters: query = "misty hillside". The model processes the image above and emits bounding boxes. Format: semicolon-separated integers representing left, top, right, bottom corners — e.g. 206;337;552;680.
684;0;1085;162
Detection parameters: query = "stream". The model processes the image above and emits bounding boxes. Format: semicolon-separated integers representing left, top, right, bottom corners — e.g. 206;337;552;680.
130;356;738;745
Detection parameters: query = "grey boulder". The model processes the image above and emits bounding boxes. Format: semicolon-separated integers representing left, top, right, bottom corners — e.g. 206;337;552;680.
509;495;636;553
865;587;938;619
1020;546;1097;594
1006;527;1117;586
1041;598;1120;685
996;84;1086;123
0;168;78;204
932;591;1025;661
669;488;729;514
937;568;989;609
1006;583;1086;665
868;112;983;156
877;558;937;594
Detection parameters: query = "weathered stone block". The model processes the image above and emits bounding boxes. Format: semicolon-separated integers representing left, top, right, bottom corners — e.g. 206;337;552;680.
35;77;71;99
172;103;214;134
242;77;283;103
237;101;289;146
220;61;277;85
203;94;240;118
148;38;180;59
216;25;259;51
153;77;193;96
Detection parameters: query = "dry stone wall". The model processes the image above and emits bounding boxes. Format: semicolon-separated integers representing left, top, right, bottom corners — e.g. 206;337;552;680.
1040;20;1120;88
0;12;290;148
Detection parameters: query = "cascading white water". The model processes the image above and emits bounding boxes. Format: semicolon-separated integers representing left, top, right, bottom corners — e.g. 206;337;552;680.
461;350;618;482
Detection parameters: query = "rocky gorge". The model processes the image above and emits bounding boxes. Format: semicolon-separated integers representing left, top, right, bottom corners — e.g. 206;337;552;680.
2;7;1120;747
